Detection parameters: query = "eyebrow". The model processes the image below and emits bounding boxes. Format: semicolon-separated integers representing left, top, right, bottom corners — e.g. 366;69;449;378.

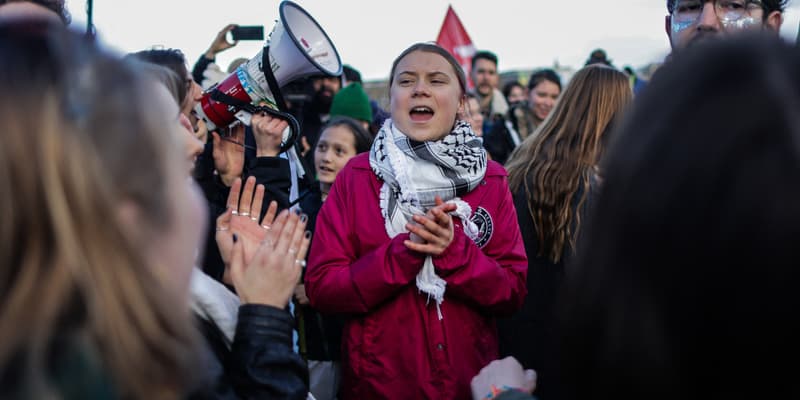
397;70;451;77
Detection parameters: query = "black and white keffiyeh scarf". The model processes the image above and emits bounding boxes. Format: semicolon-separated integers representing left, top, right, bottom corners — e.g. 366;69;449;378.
369;119;487;319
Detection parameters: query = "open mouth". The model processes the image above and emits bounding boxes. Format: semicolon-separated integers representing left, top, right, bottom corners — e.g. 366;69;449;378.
317;165;335;174
410;106;434;122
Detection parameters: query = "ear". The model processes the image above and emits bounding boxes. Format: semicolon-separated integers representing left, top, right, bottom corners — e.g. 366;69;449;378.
764;11;783;32
457;95;467;115
665;15;675;49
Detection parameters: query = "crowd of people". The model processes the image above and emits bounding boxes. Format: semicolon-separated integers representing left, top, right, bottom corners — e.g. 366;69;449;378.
1;0;799;399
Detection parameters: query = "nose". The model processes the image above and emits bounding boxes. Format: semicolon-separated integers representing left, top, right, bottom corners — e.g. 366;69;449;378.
412;81;430;97
697;2;721;31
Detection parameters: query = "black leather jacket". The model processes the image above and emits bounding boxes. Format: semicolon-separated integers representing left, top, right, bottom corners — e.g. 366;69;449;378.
191;305;309;399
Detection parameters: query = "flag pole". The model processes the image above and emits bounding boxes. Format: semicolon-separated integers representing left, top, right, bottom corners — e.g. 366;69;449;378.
86;0;95;37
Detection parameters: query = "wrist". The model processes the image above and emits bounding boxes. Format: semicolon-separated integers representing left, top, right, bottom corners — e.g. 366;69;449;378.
204;50;216;60
256;148;280;157
242;295;288;309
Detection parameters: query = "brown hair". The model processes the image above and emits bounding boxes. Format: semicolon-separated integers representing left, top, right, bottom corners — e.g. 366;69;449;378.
506;65;631;263
0;22;197;398
389;42;467;96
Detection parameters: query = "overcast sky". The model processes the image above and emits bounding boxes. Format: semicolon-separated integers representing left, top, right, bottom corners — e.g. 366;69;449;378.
65;0;800;81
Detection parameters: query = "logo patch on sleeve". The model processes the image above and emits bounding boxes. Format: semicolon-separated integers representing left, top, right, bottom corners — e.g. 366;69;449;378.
470;207;493;248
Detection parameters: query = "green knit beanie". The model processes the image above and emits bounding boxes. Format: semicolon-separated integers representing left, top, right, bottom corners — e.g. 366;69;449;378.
329;82;373;123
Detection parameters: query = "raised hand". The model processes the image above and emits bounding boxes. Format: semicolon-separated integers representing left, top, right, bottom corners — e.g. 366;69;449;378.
212;123;245;186
229;207;311;307
216;177;279;283
404;196;458;256
205;24;238;59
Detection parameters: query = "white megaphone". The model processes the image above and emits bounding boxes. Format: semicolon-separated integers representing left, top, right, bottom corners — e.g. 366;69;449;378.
196;0;342;153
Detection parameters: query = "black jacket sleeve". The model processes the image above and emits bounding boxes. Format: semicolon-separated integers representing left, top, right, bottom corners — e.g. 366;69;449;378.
228;305;309;399
190;305;309;400
193;55;215;86
244;156;292;212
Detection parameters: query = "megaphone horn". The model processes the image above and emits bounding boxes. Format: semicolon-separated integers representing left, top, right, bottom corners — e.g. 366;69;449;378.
196;0;342;153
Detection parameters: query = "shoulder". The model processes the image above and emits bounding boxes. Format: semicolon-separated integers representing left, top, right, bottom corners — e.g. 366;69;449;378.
348;152;372;170
485;159;509;180
328;153;377;192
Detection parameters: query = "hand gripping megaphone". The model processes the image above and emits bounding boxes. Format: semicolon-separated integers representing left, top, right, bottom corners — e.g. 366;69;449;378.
195;1;342;153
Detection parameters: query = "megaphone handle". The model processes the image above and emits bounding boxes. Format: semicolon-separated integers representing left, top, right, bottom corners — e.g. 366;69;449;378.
255;106;301;154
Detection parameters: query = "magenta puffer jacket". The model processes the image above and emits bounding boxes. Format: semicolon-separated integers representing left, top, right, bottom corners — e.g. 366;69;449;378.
305;154;527;400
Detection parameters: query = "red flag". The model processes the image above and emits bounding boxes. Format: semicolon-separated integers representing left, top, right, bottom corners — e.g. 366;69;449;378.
435;5;476;90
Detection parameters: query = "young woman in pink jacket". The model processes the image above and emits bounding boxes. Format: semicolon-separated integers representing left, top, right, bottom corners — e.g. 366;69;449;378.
304;43;528;400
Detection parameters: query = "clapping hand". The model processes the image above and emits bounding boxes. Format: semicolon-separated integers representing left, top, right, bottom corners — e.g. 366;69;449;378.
216;176;278;277
216;177;311;307
404;196;457;256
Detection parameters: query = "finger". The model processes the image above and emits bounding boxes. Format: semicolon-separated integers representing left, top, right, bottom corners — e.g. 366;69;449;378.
265;209;290;244
212;131;221;146
233;123;246;140
288;214;309;260
411;215;448;243
226;178;242;212
216;206;233;228
522;369;538;393
274;211;300;256
250;184;265;222
261;200;278;230
403;240;443;256
435;195;444;206
406;220;438;244
430;207;454;228
295;230;312;267
267;118;288;133
238;176;256;216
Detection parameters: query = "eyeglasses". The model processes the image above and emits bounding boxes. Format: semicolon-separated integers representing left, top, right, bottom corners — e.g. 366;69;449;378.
671;0;764;24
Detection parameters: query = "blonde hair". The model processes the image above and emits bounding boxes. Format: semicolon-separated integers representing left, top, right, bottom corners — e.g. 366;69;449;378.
506;65;632;263
0;22;198;398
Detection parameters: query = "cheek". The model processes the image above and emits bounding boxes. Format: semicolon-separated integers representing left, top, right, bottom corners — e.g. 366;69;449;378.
671;19;693;35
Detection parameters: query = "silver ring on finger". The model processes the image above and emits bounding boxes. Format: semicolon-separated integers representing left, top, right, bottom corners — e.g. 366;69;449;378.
295;259;307;268
288;248;297;255
231;210;239;216
262;224;271;230
216;226;229;232
240;212;250;217
250;216;258;221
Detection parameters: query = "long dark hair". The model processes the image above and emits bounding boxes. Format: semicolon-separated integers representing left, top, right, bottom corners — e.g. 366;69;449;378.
560;34;800;399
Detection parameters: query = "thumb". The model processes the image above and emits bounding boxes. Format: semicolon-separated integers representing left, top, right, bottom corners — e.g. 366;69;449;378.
216;207;233;226
522;369;537;394
212;131;221;146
